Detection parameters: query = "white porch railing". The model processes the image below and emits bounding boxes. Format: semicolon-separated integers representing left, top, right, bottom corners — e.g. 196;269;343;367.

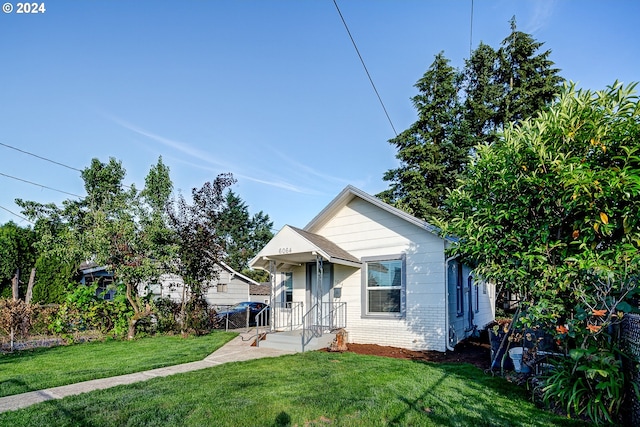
272;302;303;331
323;301;347;330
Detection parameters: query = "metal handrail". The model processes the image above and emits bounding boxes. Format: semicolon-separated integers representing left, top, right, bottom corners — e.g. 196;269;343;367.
324;301;347;330
254;305;270;348
301;303;321;352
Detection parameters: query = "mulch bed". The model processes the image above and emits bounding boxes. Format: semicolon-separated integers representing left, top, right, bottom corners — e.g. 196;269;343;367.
328;335;491;370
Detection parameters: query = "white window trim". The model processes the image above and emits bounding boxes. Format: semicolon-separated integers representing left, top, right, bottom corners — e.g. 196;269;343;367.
282;271;293;304
361;254;406;319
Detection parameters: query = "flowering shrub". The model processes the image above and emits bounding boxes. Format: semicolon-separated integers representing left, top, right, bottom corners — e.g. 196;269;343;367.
442;82;640;423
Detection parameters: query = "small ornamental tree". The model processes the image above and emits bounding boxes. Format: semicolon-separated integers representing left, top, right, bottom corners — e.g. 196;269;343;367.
167;174;236;334
442;82;640;424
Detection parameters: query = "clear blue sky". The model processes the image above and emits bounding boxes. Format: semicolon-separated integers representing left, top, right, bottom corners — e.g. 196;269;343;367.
1;0;638;231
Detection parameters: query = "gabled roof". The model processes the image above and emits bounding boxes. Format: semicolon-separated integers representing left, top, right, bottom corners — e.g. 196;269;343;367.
217;260;261;286
304;185;450;240
288;226;360;265
249;225;361;271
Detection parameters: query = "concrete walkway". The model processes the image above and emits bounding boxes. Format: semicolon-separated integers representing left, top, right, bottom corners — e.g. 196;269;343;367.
0;332;295;413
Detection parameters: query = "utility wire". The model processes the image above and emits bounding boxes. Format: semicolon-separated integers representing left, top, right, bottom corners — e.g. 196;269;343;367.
0;141;82;172
0;204;34;224
0;172;83;198
0;141;133;190
332;0;398;137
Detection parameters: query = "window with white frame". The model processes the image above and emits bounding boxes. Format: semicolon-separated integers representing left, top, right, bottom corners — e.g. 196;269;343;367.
363;255;405;316
282;272;293;303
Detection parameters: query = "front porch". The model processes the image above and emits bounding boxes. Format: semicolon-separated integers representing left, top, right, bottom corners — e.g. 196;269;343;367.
255;301;347;352
249;225;360;351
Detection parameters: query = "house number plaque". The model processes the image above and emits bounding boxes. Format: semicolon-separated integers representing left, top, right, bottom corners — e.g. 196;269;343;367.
278;247;292;254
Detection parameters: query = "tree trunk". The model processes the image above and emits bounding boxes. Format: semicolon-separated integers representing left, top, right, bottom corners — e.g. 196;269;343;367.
180;281;187;335
128;318;137;340
25;268;36;305
11;269;19;301
124;281;141;340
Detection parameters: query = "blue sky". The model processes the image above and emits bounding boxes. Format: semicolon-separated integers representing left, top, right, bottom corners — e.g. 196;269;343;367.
1;0;638;231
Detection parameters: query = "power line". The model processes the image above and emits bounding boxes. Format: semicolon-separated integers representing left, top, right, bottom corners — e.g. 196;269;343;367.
0;204;34;224
332;0;398;137
0;172;83;198
0;141;82;172
0;141;133;190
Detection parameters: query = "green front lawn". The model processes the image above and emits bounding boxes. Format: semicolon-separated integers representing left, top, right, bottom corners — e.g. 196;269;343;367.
0;350;580;426
0;332;236;397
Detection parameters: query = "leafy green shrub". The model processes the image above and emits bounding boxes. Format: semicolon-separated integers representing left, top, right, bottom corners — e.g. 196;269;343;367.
542;347;633;424
184;294;216;335
152;297;180;333
29;304;59;335
48;283;133;338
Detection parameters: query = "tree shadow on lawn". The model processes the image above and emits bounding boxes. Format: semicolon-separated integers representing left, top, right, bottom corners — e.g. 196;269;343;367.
0;379;98;427
387;362;582;427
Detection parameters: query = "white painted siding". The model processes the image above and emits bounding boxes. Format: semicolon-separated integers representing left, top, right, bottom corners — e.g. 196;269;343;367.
261;189;496;352
139;270;249;307
316;198;449;352
204;268;249;306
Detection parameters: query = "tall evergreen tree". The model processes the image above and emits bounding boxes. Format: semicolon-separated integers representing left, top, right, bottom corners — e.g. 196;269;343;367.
462;42;502;146
217;190;273;281
381;21;563;220
497;17;563;126
378;52;461;221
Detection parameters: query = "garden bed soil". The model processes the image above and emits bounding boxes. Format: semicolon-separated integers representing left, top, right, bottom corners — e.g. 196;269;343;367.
0;331;105;353
336;334;491;370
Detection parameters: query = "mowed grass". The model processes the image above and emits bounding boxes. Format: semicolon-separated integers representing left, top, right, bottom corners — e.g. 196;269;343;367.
0;351;580;427
0;332;236;397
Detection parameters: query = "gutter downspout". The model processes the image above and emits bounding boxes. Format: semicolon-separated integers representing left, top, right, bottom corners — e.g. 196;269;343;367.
444;254;458;351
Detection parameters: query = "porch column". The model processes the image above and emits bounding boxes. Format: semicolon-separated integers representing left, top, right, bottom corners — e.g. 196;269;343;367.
316;255;323;330
269;260;276;330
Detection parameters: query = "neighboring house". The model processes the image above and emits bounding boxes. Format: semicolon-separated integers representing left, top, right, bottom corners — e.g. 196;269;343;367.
250;283;271;304
80;262;117;300
249;185;495;352
79;261;260;308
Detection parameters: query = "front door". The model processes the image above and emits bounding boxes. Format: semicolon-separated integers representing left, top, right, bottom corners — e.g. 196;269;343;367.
306;261;332;327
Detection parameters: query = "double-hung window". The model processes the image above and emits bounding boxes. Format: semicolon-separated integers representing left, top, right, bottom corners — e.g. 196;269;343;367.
282;272;293;304
362;255;405;317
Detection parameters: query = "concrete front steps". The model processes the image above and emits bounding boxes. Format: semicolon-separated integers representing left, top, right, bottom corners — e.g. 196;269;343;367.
256;330;335;352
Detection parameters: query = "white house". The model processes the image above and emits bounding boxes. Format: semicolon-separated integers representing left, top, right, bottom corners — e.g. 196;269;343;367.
141;261;260;308
250;185;495;352
82;261;259;308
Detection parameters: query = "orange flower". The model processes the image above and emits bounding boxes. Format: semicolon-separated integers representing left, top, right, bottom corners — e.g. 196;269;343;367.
587;324;602;333
592;309;607;317
556;325;569;334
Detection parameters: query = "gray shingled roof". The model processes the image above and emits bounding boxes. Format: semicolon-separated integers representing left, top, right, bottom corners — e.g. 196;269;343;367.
289;226;360;264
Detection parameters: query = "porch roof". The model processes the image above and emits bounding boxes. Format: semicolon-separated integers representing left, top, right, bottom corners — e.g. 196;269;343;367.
249;225;361;270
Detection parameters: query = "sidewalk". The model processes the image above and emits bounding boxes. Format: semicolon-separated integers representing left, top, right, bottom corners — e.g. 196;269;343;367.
0;332;295;413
